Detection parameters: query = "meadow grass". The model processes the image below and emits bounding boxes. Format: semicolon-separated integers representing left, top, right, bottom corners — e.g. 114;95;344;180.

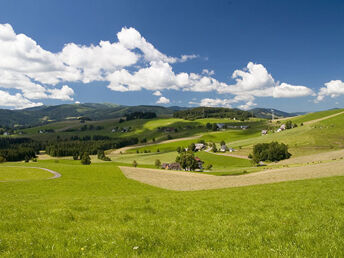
0;160;343;256
0;166;53;181
280;108;344;124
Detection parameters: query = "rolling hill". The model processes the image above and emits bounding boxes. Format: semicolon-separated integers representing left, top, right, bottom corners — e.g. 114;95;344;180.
0;103;180;127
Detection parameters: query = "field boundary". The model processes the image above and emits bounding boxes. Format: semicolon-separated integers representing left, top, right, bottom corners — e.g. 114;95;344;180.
119;160;344;191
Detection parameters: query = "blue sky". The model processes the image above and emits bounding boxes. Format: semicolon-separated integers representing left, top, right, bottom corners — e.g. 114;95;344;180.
0;0;344;111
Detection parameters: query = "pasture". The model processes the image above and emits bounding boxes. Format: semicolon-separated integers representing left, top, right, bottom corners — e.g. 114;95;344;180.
0;160;343;256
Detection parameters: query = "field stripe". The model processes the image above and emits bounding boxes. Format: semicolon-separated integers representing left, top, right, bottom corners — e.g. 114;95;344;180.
119;160;344;191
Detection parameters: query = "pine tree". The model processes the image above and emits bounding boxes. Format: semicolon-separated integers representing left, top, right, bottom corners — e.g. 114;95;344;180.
81;152;91;165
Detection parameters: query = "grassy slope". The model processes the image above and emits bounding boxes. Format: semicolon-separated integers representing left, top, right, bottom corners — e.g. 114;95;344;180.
281;108;344;124
232;113;344;157
0;160;343;256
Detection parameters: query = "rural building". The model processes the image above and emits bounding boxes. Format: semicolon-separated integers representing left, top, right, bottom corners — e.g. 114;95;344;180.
261;130;268;135
228;148;235;152
216;123;225;130
161;162;182;170
195;157;204;170
163;127;176;133
220;145;227;152
195;143;205;151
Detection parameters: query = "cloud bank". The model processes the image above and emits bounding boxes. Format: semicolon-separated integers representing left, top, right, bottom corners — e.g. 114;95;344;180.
0;23;321;109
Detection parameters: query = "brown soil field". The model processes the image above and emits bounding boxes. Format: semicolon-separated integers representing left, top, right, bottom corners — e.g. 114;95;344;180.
119;160;344;191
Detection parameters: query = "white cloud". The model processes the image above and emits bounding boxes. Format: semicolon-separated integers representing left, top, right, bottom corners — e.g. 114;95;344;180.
46;85;74;101
191;95;256;110
202;69;215;76
153;90;162;96
156;96;170;104
273;83;314;98
0;90;43;109
316;80;344;102
0;23;317;109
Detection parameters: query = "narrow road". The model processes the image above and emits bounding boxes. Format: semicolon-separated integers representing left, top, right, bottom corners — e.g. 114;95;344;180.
304;110;344;125
110;135;201;154
0;166;61;180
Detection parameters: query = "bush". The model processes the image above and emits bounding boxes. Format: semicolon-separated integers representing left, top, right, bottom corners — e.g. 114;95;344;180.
252;142;291;164
0;156;6;163
81;152;91;165
206;164;213;170
133;160;138;167
212;143;217;153
155;159;161;168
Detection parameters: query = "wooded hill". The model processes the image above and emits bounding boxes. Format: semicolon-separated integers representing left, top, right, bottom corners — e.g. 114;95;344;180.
173;107;253;120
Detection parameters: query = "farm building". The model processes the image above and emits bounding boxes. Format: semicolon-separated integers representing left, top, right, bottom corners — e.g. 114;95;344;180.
262;130;268;135
161;162;182;170
195;143;205;151
220;145;227;152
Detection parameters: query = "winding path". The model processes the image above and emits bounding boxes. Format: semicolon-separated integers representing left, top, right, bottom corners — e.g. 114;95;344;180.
0;166;61;181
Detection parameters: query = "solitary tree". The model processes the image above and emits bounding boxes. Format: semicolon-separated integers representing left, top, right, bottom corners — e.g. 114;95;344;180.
212;143;218;153
220;140;226;146
176;152;198;171
155;159;161;168
81;152;91;165
133;160;138;167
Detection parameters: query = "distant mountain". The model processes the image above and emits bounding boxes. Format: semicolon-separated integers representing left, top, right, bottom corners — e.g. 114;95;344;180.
0;103;177;127
250;108;307;119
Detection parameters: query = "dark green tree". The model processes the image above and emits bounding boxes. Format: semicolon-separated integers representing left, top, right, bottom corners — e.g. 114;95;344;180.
81;152;91;165
155;159;161;168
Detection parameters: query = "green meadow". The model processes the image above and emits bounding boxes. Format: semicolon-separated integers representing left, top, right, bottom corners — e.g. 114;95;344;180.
0;160;343;256
0;166;52;181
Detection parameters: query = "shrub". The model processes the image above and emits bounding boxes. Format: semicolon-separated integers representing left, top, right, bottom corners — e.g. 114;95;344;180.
212;143;217;153
81;152;91;165
155;159;161;168
0;156;6;163
133;160;138;167
252;142;291;164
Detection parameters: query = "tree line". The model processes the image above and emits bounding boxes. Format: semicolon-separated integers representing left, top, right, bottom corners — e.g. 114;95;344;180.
173;107;253;120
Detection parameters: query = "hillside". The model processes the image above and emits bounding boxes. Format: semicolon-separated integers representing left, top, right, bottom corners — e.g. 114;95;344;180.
250;108;306;119
0;103;177;127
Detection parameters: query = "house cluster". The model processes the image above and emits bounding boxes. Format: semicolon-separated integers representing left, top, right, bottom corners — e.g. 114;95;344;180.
276;124;286;133
262;124;287;135
111;127;131;133
195;143;206;151
217;123;249;130
220;144;235;152
161;157;204;171
163;127;177;133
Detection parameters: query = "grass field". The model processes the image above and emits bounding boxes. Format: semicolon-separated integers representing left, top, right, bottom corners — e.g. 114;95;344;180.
280;108;344;124
0;166;53;181
0;160;343;256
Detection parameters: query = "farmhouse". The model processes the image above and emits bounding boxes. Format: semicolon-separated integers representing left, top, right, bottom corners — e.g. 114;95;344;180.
161;162;182;170
220;145;227;152
262;130;268;135
163;127;176;133
216;123;225;130
195;143;205;151
228;148;235;152
195;157;204;170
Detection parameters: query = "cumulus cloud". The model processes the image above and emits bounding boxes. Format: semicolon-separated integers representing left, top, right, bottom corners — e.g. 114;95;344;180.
153;90;162;96
156;96;170;104
0;90;43;109
191;95;256;110
202;69;215;76
0;23;316;110
46;85;74;101
316;80;344;102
